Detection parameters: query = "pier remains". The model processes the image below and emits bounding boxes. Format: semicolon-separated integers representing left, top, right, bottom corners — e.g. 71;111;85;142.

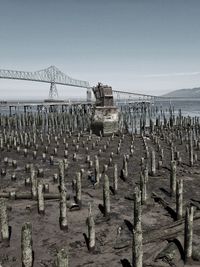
91;83;118;136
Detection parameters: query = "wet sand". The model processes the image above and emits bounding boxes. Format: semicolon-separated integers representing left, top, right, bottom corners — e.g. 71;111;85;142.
0;132;200;266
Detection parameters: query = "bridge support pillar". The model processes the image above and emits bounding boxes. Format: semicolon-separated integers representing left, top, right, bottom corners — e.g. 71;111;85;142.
49;82;58;99
87;88;92;102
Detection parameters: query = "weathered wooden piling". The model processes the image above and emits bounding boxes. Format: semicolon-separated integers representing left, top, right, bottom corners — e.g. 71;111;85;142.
184;206;194;262
158;160;162;170
12;159;17;168
87;203;95;251
150;149;156;176
76;172;82;207
0;198;9;242
170;160;177;196
50;155;54;165
11;172;16;181
24;148;28;157
42;153;46;162
37;183;45;214
44;183;49;193
59;189;68;231
89;160;93;169
30;166;37;200
59;160;65;192
21;222;33;267
4;157;9;165
123;154;128;179
103;174;110;218
94;155;100;184
113;163;118;194
103;164;108;174
56;248;68;267
73;152;77;161
143;167;148;183
85;155;90;163
189;130;194;167
33;150;37;159
132;187;143;267
176;179;183;220
53;173;59;183
37;168;44;178
140;172;147;204
140;157;145;171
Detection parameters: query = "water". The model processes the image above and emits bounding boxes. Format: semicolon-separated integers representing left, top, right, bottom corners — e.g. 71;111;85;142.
0;99;200;118
155;99;200;117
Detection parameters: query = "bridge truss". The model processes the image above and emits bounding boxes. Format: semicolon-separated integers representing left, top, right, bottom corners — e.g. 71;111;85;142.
0;65;164;101
0;66;90;99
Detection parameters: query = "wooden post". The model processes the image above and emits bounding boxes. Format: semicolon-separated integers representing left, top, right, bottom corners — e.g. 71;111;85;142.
143;167;148;183
59;160;65;192
113;163;118;194
189;130;194;167
140;172;147;204
30;165;37;200
176;179;183;220
170;160;176;196
59;189;68;231
56;248;68;267
103;164;108;174
94;155;100;184
132;187;143;267
151;149;156;176
184;206;194;262
87;203;95;251
103;174;110;218
123;155;128;178
140;157;145;172
37;183;45;214
0;198;9;242
76;172;82;207
21;222;33;267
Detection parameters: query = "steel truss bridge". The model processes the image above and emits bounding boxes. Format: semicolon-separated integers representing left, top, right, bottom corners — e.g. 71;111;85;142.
0;65;161;101
0;66;90;99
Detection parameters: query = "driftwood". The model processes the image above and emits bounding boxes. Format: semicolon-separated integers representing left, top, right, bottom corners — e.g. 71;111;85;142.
152;192;173;209
144;241;169;265
191;198;200;210
114;212;200;250
143;212;200;244
151;192;177;219
0;192;70;200
155;241;181;264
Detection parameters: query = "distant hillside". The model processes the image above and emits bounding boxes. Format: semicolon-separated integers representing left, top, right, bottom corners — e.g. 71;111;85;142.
163;87;200;98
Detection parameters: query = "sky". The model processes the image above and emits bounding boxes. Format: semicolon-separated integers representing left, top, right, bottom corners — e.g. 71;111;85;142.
1;0;200;99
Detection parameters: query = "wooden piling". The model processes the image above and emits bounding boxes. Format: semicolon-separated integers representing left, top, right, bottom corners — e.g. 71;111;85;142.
21;222;33;267
87;203;95;251
113;163;118;194
132;187;143;267
59;189;68;231
56;248;68;267
0;198;9;242
76;172;82;207
176;179;183;220
184;206;194;262
170;160;177;196
37;183;45;214
103;174;110;218
151;149;156;176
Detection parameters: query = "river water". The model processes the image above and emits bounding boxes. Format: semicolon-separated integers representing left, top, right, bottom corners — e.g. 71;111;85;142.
0;100;199;118
155;99;200;117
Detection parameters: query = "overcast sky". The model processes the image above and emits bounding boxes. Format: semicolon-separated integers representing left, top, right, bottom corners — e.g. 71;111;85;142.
1;0;200;99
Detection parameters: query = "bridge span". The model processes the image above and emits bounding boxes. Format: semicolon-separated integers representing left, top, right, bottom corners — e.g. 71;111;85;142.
0;66;90;99
0;66;162;101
